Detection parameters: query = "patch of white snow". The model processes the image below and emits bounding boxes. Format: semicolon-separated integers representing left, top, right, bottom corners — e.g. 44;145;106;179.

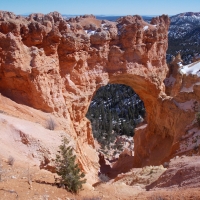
85;30;96;35
180;61;200;77
143;26;149;31
177;62;183;67
181;82;200;93
173;99;196;112
164;75;176;87
178;128;200;154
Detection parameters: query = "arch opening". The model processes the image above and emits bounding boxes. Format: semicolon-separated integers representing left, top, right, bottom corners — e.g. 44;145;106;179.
86;83;146;177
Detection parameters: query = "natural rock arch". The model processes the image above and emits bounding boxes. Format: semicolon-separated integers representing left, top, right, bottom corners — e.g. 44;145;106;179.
0;11;182;180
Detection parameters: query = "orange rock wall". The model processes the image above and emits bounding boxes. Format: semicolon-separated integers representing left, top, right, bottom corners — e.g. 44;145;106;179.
0;11;188;174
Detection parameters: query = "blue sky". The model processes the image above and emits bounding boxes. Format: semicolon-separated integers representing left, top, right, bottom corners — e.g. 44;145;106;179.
0;0;200;16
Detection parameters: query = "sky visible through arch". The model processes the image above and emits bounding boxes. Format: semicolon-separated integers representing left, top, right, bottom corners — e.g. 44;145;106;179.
0;0;200;16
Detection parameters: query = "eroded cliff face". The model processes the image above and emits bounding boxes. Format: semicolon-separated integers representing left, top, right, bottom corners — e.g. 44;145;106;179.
0;11;186;179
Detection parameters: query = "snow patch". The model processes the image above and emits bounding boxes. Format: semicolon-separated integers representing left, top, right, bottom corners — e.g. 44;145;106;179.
85;30;96;35
178;128;200;154
177;62;183;67
180;61;200;77
101;23;108;30
181;85;194;93
173;99;196;112
164;75;176;87
143;26;149;31
180;82;200;93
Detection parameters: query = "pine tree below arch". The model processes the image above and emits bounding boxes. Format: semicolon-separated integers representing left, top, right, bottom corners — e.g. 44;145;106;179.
55;137;86;193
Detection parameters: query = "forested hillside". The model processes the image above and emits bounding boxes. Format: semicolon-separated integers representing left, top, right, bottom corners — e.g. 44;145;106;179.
167;12;200;64
86;84;145;148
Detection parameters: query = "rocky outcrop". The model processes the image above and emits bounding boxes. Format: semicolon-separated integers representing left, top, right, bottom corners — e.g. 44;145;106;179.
1;10;196;181
146;155;200;190
164;54;200;159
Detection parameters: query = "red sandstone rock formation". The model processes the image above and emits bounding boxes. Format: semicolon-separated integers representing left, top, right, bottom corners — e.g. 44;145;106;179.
1;10;192;181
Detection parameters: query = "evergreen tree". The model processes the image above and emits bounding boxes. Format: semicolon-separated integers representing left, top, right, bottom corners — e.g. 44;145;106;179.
55;138;86;193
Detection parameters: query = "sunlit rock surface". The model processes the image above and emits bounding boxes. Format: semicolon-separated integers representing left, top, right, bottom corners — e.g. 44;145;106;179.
1;11;198;183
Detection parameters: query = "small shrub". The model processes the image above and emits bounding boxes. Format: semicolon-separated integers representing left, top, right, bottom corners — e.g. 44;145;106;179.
149;169;154;175
46;117;56;130
196;112;200;126
193;144;199;151
150;196;165;200
8;156;15;166
0;162;3;181
163;162;169;168
55;137;86;193
98;173;110;182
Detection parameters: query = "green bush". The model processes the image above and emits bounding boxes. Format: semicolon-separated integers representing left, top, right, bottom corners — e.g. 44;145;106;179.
46;117;56;130
196;112;200;127
55;137;86;193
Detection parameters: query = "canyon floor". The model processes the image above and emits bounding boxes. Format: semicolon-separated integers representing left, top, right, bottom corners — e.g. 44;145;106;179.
0;95;200;200
1;155;200;200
